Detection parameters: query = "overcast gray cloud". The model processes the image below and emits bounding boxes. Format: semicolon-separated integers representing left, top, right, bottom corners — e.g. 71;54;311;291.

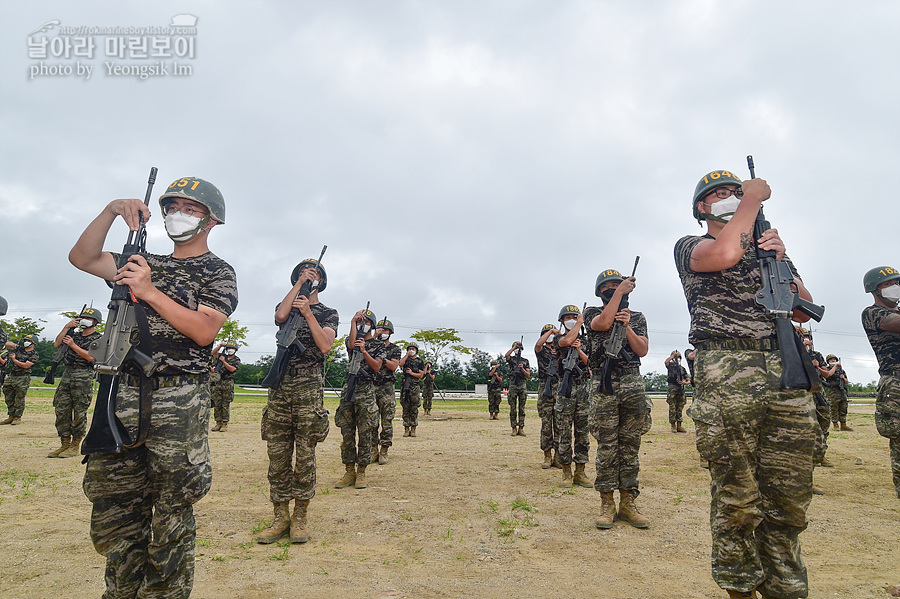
2;1;897;384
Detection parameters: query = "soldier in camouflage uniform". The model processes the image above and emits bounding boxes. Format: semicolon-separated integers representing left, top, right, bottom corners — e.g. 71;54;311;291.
535;324;562;469
257;258;337;545
47;308;102;457
505;341;530;436
71;176;238;599
664;350;691;433
1;335;39;425
861;265;900;500
422;362;435;415
334;309;385;490
487;360;503;419
399;343;426;437
371;319;400;465
676;169;817;599
585;269;651;530
209;341;241;432
821;354;852;430
555;305;593;488
799;328;833;472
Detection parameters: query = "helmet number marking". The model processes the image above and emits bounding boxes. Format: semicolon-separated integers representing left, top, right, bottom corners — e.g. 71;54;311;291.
170;178;201;191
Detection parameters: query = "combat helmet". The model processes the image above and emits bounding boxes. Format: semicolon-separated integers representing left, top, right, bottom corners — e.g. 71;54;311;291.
79;307;103;325
863;266;900;294
158;177;226;224
290;258;328;292
0;295;7;316
358;309;377;329
541;324;555;335
406;342;419;352
693;170;743;223
594;269;624;297
558;305;581;321
826;354;838;363
376;319;394;333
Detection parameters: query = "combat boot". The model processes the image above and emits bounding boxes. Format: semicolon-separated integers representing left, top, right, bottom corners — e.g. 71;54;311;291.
354;465;367;489
404;426;410;437
219;422;227;432
726;590;758;599
516;426;526;436
595;492;616;529
573;463;593;488
818;456;834;468
676;423;686;433
256;501;291;544
671;423;678;433
542;449;553;469
372;446;380;462
335;463;356;488
511;427;518;436
48;436;71;458
0;416;12;425
290;499;310;544
10;417;21;425
552;449;562;468
410;426;416;437
561;463;573;487
211;421;222;432
840;421;853;431
378;446;388;465
59;438;82;458
617;489;650;529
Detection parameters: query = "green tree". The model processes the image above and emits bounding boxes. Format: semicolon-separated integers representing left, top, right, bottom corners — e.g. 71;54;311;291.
409;328;472;368
465;349;494;384
324;336;349;389
215;318;249;347
642;371;667;392
0;316;46;341
434;356;467;391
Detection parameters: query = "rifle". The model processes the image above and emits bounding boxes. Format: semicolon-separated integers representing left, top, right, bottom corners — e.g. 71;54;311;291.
511;336;525;385
44;304;87;384
747;155;825;392
558;302;587;399
599;257;640;394
82;167;159;455
541;339;559;399
0;348;9;386
401;368;413;403
342;301;370;404
261;245;327;389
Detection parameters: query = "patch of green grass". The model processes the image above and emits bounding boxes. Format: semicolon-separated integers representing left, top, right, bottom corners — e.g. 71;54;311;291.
251;518;270;534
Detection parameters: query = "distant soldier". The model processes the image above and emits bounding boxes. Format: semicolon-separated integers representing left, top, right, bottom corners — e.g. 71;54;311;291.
47;308;102;457
535;323;561;468
334;309;384;490
822;354;852;431
504;341;531;436
422;362;435;415
209;341;241;432
487;360;503;419
862;265;900;500
1;334;39;425
372;319;400;465
800;328;834;472
664;350;691;433
555;305;593;488
399;343;426;437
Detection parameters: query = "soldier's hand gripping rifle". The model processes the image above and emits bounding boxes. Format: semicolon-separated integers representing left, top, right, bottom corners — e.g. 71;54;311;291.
747;155;825;392
599;257;640;395
342;301;370;405
44;304;87;384
558;303;587;399
512;336;525;385
82;168;159;455
261;245;327;389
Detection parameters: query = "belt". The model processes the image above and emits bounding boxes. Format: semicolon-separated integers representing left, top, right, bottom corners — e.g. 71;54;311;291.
694;337;778;351
124;373;208;389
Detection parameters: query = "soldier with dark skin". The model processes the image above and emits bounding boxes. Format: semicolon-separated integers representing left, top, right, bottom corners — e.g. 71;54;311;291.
675;169;817;599
372;319;400;465
209;341;240;432
861;265;900;500
664;350;691;433
399;343;426;437
535;324;561;469
504;341;531;436
487;360;503;419
1;334;39;425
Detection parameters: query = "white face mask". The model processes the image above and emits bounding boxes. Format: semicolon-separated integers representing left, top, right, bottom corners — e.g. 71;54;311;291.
80;319;95;328
704;196;741;222
23;341;32;348
546;334;555;343
164;211;205;242
379;333;389;341
563;319;578;331
361;324;371;334
881;283;900;303
225;349;236;355
409;349;417;356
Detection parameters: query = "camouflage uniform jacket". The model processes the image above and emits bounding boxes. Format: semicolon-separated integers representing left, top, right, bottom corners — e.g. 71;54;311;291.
112;251;239;374
506;354;530;387
863;304;900;376
374;342;401;385
274;301;339;371
423;371;435;391
487;369;502;390
823;363;847;387
583;305;647;372
666;360;688;386
66;330;102;371
8;347;38;376
346;337;387;381
536;345;557;380
0;326;7;347
808;349;827;384
403;355;425;389
214;354;242;380
553;334;590;383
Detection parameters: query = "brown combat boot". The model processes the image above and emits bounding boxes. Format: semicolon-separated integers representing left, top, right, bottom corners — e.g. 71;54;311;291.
516;426;526;436
552;449;562;469
617;489;650;529
726;590;758;599
840;421;853;431
256;501;291;544
511;427;517;436
219;422;228;432
290;499;310;544
595;492;616;529
59;437;82;458
542;449;553;469
372;446;380;462
410;426;416;437
561;463;573;487
671;423;678;433
335;463;356;488
10;417;21;425
404;426;410;437
573;463;593;488
378;446;388;465
48;436;71;458
818;456;834;468
354;465;367;489
211;421;222;432
0;416;13;425
676;422;686;433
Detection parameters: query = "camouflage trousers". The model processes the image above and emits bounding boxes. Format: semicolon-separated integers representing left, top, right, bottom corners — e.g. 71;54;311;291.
53;367;94;438
373;381;396;449
812;393;830;465
825;386;848;424
400;383;421;428
537;378;558;451
874;374;900;499
3;374;30;418
688;349;815;599
261;367;329;503
555;380;590;465
589;369;650;495
210;378;234;423
508;383;527;428
334;380;377;466
667;383;687;424
422;386;434;411
83;377;211;599
487;387;502;415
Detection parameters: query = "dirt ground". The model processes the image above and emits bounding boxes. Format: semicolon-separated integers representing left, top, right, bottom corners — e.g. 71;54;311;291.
1;391;899;599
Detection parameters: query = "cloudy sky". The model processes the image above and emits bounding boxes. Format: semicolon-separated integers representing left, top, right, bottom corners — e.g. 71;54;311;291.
2;1;897;384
